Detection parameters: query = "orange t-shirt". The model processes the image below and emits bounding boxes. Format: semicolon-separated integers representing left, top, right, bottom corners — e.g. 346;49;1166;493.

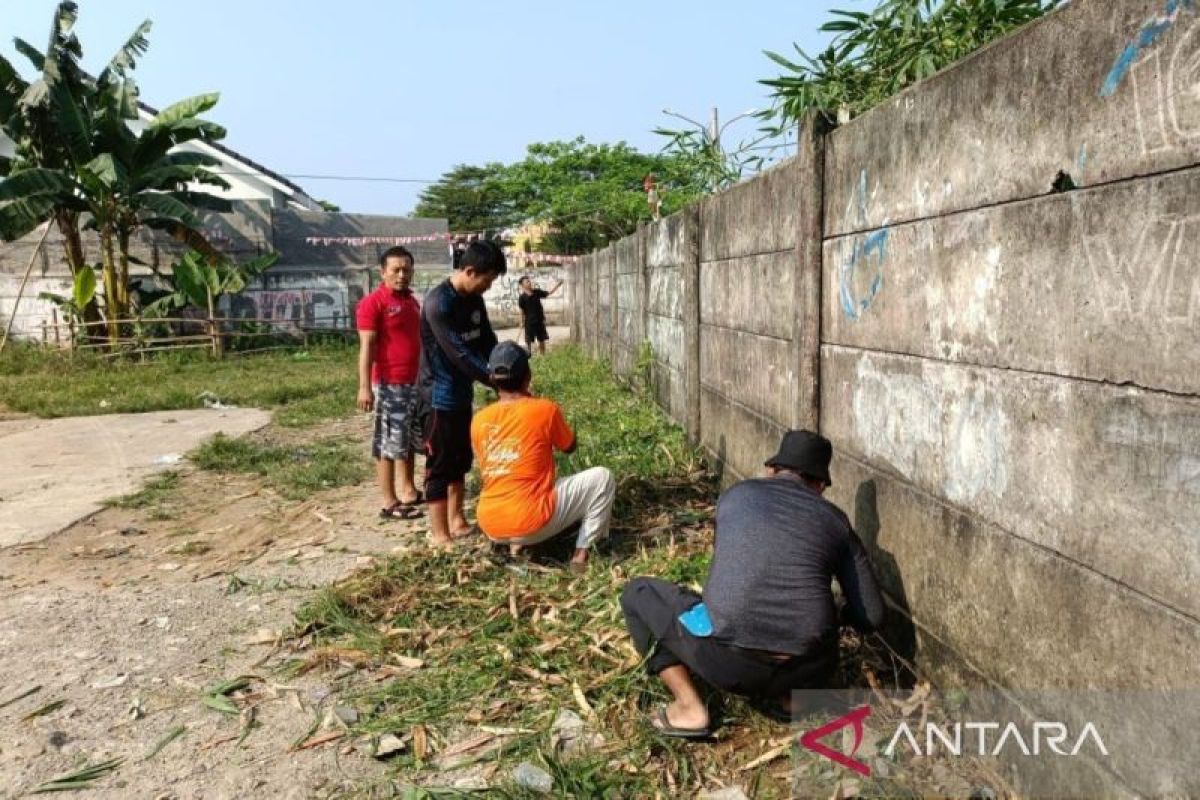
471;396;575;538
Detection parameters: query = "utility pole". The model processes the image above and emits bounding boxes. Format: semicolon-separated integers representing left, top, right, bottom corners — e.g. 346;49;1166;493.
710;107;720;154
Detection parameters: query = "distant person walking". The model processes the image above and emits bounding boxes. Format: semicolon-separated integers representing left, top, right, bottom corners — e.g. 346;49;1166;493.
356;246;424;520
418;239;505;546
517;275;562;355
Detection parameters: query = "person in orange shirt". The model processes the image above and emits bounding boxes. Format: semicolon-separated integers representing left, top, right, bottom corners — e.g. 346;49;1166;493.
470;342;616;570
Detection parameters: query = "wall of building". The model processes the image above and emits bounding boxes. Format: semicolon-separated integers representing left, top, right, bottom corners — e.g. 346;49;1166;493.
570;1;1200;793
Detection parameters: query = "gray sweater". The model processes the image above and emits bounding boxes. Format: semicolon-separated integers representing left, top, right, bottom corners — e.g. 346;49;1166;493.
702;473;885;657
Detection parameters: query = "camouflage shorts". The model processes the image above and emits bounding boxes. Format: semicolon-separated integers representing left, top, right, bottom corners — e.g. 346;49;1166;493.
372;383;422;461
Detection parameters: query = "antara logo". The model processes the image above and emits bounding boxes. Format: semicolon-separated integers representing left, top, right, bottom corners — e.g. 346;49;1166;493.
799;705;873;776
799;705;1110;776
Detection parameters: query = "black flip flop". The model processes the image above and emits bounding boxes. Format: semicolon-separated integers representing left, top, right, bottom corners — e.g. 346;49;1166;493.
398;491;426;507
649;705;711;740
380;502;422;520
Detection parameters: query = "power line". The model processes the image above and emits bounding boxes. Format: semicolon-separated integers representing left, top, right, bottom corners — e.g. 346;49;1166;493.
209;171;438;184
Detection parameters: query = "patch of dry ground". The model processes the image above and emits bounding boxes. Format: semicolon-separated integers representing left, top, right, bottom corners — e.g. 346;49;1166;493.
0;414;430;799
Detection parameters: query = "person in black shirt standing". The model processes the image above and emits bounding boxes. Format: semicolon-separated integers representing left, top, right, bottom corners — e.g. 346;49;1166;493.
619;430;885;737
517;275;562;355
418;240;504;546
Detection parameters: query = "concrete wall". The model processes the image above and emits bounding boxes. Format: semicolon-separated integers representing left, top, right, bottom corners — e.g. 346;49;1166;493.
571;0;1200;792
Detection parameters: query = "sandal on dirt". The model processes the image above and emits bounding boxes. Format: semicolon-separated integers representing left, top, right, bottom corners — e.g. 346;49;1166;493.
380;502;423;520
398;491;426;507
649;705;711;740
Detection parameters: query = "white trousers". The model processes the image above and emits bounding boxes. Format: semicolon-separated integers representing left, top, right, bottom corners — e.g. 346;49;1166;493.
495;466;616;550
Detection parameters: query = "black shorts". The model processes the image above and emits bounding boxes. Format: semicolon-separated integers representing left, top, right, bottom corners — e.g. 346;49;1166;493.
423;407;473;502
524;321;549;344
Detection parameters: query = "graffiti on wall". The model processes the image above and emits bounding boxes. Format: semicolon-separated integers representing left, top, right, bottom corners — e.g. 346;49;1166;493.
483;267;568;321
1081;212;1200;327
1103;2;1200;155
219;271;364;329
839;170;891;321
223;288;358;328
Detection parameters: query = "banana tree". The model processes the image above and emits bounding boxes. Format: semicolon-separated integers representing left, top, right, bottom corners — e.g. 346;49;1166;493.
0;1;233;346
145;249;278;354
36;263;96;339
0;2;97;326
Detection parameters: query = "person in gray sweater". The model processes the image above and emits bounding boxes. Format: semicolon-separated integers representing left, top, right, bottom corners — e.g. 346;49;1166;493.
620;430;885;737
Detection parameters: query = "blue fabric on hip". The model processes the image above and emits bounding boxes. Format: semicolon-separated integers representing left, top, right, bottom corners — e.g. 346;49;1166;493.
678;602;714;637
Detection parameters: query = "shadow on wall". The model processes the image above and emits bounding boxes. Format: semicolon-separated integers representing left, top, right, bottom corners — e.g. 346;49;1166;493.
715;433;729;487
853;478;919;685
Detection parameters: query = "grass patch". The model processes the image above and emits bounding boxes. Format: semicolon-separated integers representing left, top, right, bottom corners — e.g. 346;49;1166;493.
105;470;182;518
191;433;367;500
0;342;355;427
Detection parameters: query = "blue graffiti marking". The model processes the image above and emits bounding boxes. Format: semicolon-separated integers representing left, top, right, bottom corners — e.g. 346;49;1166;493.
839;228;889;321
1100;0;1196;97
839;169;890;321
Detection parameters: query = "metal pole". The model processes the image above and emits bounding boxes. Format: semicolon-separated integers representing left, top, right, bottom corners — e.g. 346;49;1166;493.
0;222;53;355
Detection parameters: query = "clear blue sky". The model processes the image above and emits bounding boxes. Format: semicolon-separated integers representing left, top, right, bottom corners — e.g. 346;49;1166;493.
2;1;837;215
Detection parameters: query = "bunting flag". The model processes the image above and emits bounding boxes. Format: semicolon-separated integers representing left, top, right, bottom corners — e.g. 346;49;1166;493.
303;233;580;264
505;251;580;265
305;233;456;246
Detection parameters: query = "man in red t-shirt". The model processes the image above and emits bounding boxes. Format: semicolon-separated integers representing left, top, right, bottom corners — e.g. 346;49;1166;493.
356;246;424;519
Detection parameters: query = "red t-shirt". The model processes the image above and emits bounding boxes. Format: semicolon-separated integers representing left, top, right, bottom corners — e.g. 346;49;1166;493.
355;285;420;384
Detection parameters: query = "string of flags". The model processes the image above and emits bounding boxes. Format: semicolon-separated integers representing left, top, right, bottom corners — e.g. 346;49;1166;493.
304;233;580;264
305;233;458;246
506;251;580;265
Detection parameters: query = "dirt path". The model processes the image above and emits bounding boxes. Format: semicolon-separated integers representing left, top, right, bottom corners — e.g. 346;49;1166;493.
0;414;429;799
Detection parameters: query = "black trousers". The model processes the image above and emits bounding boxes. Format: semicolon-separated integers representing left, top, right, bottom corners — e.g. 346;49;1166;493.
423;408;473;502
619;577;837;699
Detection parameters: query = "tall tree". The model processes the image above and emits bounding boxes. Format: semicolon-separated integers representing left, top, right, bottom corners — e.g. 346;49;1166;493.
502;138;695;253
413;162;518;233
415;138;704;254
760;0;1061;128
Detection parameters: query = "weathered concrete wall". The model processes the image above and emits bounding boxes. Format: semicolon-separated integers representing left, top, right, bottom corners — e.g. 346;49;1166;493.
645;213;689;422
824;0;1200;234
819;0;1200;713
697;158;808;480
570;3;1200;793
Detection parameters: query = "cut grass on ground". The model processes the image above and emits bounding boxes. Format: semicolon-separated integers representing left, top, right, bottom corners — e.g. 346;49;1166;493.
293;346;996;798
0;342;356;426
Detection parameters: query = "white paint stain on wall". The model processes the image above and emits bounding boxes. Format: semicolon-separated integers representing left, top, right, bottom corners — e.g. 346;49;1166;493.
944;383;1012;505
853;354;1011;504
917;227;1002;359
852;354;941;479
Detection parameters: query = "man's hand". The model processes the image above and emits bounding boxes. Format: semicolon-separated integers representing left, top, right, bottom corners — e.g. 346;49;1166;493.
357;387;374;412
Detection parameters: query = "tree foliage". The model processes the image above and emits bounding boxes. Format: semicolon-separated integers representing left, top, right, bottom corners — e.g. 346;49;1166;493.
415;138;706;254
413;162;517;234
761;0;1062;127
0;1;232;343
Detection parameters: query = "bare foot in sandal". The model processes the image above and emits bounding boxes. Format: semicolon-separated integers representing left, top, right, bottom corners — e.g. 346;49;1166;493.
380;502;422;520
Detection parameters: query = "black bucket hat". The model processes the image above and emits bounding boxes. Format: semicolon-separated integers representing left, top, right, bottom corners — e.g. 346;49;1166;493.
764;429;833;485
